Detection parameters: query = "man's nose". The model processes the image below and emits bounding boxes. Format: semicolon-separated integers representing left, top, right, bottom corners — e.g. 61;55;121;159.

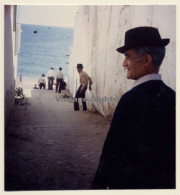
122;58;127;67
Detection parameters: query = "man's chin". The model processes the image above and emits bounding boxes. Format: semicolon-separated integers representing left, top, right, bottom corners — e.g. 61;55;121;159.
126;75;132;79
126;74;138;80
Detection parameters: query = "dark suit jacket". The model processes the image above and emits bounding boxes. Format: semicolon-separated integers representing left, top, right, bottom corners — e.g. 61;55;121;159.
92;80;175;189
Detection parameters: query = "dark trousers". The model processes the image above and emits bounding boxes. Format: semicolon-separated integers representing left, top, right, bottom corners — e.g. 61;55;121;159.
74;85;87;111
56;79;63;93
48;77;54;90
40;83;45;89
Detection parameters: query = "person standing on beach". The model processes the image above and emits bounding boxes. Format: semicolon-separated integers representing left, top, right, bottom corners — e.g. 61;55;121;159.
56;67;64;93
18;75;22;84
74;64;92;111
38;74;46;89
92;27;175;189
47;67;56;90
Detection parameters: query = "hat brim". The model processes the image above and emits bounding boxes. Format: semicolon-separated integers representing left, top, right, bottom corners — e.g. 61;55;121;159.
116;38;170;54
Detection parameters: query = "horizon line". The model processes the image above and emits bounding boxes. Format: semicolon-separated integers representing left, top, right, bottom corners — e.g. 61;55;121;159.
17;22;74;29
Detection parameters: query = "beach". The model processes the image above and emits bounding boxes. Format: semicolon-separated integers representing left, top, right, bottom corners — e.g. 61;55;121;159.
5;77;110;190
16;76;39;89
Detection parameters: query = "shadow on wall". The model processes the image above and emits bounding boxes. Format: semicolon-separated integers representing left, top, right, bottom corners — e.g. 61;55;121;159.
4;5;20;126
4;5;16;125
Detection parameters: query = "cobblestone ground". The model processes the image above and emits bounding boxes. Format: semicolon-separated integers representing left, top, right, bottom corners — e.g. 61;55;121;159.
5;89;110;191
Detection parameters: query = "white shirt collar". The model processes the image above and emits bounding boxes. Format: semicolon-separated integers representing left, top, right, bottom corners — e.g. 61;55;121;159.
132;74;162;88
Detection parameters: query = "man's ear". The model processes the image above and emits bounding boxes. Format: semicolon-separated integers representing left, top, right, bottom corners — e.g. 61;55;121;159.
144;54;153;66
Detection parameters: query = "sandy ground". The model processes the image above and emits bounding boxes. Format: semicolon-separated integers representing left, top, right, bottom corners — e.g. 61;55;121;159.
5;79;110;190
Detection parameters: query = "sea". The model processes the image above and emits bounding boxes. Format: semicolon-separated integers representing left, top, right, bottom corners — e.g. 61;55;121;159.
18;24;73;81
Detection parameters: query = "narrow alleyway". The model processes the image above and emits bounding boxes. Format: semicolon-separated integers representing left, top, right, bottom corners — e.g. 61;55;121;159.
5;89;110;190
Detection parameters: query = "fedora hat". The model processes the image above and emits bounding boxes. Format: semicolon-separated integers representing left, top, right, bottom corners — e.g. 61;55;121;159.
76;64;83;68
117;26;170;53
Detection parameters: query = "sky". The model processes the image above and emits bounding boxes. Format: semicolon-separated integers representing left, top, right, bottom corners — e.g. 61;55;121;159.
17;5;79;28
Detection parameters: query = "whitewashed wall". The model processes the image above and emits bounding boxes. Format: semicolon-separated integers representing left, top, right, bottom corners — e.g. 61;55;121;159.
5;5;22;125
68;5;176;117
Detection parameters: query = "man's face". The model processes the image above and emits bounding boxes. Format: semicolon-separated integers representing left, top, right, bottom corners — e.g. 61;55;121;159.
77;68;83;73
122;49;146;80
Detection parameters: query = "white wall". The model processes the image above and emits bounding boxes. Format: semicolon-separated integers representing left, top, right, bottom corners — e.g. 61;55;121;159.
68;5;176;117
4;5;21;125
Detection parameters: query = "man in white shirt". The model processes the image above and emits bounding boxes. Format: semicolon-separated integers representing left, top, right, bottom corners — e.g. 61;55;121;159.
46;67;56;90
38;74;46;89
92;27;175;189
56;67;64;93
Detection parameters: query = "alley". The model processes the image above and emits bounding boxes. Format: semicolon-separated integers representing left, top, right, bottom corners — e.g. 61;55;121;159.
5;89;110;190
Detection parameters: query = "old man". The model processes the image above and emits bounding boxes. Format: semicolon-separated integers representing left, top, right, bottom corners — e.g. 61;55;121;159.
92;27;175;189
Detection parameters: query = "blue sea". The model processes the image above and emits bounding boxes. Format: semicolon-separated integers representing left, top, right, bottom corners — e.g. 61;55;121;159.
18;24;73;80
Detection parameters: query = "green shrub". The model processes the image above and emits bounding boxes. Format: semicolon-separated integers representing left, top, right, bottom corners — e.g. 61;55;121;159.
15;87;25;99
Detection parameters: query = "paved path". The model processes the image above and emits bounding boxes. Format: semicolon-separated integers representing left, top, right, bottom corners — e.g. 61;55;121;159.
5;89;110;190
